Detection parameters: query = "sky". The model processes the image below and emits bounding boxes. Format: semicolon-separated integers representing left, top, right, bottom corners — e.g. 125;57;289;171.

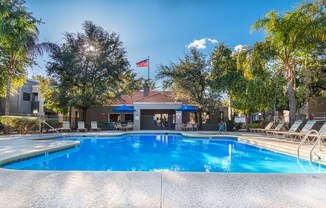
25;0;300;86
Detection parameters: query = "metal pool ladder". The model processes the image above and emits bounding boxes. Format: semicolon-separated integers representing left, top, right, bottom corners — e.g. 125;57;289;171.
309;133;325;161
297;130;325;161
297;130;319;159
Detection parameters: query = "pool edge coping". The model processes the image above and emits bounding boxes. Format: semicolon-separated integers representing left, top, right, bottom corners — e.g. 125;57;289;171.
0;141;80;167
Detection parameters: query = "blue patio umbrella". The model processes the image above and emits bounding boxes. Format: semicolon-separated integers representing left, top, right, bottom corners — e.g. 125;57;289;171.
176;105;199;112
112;105;136;122
112;105;136;112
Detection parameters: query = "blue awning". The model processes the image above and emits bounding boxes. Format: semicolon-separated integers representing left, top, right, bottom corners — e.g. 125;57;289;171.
176;105;199;112
112;105;136;112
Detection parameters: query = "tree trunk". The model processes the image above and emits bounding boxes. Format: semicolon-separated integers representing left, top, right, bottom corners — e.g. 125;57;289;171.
5;73;12;115
82;108;87;122
198;111;203;130
69;106;72;124
245;113;250;132
287;80;296;125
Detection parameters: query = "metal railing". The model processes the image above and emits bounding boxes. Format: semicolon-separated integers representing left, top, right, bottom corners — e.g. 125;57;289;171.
309;133;325;161
41;120;66;137
297;129;319;158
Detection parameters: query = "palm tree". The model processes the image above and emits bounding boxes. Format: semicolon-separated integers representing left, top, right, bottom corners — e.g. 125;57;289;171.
251;0;326;125
0;0;54;115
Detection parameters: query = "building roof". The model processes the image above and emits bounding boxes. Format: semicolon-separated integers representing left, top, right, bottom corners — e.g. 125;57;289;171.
112;91;190;105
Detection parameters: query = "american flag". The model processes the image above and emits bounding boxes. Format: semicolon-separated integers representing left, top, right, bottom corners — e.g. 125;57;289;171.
136;59;149;67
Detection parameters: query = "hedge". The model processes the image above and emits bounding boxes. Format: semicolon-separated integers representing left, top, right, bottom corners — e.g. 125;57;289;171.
0;116;41;134
248;122;263;129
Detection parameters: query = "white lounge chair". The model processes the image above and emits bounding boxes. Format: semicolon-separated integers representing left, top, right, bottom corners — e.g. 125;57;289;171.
77;121;87;132
266;121;286;135
126;122;133;131
61;121;71;132
251;121;274;133
269;121;302;137
185;123;193;131
193;123;198;131
115;123;123;131
287;121;316;140
90;121;101;131
298;121;326;143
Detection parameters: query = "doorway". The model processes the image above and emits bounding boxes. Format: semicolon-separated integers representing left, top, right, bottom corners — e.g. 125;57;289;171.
140;109;175;130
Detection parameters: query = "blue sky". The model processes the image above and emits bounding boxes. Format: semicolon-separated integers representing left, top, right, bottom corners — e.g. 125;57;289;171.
26;0;300;85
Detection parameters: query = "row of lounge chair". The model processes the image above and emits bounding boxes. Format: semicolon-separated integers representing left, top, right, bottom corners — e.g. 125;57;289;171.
177;123;199;131
60;121;101;132
113;122;134;131
60;121;134;132
251;120;326;142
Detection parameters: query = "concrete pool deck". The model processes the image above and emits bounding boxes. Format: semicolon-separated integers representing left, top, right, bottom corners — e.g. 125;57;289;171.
1;169;326;208
1;131;326;207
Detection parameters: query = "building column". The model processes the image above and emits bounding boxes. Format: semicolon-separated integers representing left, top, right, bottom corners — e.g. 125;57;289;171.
176;111;182;130
133;108;141;130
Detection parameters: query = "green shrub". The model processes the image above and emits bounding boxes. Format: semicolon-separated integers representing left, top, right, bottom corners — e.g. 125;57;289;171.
0;122;4;131
98;122;109;130
0;116;41;134
226;120;235;131
248;122;263;129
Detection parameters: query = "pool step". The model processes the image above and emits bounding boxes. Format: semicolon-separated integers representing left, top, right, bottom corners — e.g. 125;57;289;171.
238;137;326;165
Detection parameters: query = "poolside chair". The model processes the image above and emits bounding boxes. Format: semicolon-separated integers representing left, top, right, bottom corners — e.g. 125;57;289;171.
77;121;87;132
297;121;326;143
90;121;101;131
126;122;133;131
286;121;317;140
265;121;286;135
60;121;71;132
185;123;193;131
250;121;274;133
267;121;302;137
193;123;198;131
115;123;123;131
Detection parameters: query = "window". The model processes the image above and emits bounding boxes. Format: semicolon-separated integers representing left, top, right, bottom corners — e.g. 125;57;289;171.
125;114;134;122
109;114;120;122
23;93;30;101
32;93;38;102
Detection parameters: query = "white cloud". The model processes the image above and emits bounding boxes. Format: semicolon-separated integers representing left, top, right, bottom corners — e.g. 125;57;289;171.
187;38;207;49
207;38;218;44
234;44;247;53
187;38;218;49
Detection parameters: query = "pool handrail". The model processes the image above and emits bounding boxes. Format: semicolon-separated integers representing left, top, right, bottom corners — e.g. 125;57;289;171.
297;129;319;158
41;120;66;137
309;132;326;161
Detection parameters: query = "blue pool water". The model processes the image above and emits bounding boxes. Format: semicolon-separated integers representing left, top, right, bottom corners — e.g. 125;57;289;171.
3;134;326;173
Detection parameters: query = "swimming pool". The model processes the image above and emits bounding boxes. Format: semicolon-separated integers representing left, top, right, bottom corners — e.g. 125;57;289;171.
2;133;326;173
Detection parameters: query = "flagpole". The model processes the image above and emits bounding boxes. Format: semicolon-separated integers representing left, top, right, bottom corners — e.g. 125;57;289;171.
148;56;150;81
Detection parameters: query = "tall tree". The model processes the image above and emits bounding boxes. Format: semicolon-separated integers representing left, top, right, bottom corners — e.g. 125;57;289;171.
157;48;221;129
0;0;53;115
46;21;133;122
251;0;326;124
210;43;286;128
